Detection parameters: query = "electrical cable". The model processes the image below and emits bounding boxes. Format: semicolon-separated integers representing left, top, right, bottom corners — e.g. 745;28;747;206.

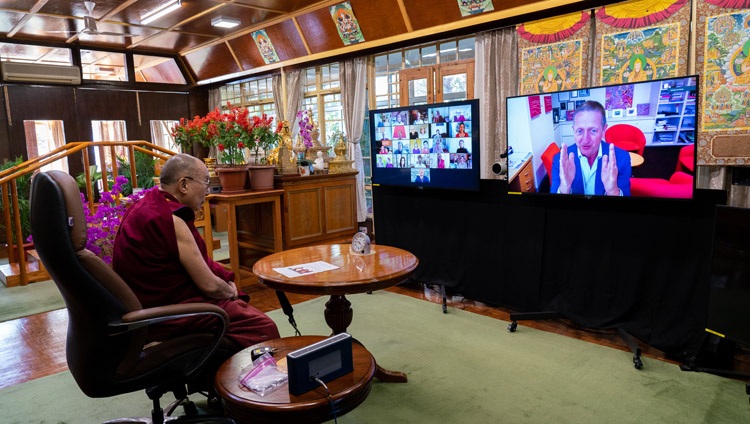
312;376;337;424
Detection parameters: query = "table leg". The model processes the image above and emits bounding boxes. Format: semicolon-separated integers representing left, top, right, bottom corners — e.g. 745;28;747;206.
324;295;353;335
325;295;408;383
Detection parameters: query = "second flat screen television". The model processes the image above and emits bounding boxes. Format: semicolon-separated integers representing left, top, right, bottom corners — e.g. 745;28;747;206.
506;75;697;199
370;99;480;191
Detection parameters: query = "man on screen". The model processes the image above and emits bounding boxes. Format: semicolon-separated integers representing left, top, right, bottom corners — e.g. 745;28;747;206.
551;100;631;196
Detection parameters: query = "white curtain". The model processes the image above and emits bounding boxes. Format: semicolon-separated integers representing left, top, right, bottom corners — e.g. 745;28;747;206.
150;120;179;152
92;120;127;172
208;88;221;111
274;69;305;139
339;57;368;222
475;27;517;179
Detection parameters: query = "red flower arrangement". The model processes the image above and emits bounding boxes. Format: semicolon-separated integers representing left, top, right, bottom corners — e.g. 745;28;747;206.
171;103;282;166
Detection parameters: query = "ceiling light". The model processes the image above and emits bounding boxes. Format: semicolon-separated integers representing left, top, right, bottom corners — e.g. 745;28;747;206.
211;17;241;29
141;0;182;25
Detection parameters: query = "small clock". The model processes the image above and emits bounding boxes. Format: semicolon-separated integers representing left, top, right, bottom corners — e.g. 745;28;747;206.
351;232;371;254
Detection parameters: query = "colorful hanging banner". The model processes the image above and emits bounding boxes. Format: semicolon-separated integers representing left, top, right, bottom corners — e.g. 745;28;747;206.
596;0;688;28
694;1;750;165
330;2;365;45
252;30;280;64
594;0;689;86
457;0;495;17
517;11;590;44
517;12;591;95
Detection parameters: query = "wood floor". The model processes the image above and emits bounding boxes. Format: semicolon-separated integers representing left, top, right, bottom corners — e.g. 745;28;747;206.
7;274;745;392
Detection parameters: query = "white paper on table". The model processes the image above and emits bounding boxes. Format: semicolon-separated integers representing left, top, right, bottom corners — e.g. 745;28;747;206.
273;261;340;278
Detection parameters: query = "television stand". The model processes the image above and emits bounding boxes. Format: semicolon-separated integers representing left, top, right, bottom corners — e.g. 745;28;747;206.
507;311;644;369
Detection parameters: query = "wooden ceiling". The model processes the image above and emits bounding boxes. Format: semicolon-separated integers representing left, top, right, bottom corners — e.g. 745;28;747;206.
0;0;590;85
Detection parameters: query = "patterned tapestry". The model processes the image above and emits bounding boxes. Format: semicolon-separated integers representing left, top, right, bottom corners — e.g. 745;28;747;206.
695;0;750;165
517;11;592;95
594;0;690;85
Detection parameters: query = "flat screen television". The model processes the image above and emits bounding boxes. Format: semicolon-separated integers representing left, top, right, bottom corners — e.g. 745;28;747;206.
369;99;480;191
505;75;698;199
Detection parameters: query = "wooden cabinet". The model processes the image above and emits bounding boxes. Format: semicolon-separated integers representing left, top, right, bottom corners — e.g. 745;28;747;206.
275;171;358;249
508;153;536;193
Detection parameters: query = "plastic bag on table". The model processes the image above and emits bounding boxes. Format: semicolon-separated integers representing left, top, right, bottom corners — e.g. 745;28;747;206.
238;352;288;396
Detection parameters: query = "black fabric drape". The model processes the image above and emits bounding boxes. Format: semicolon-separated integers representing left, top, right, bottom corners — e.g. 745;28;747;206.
373;181;725;356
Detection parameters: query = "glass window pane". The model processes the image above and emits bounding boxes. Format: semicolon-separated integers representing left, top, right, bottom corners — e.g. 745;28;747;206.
374;55;388;73
440;42;457;64
442;73;467;102
458;37;475;60
80;50;127;81
133;55;186;84
421;46;437;66
387;53;401;72
405;48;421;69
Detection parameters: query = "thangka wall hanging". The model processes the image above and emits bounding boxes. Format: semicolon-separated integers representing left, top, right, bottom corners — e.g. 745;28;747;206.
594;0;690;85
517;11;592;95
252;30;280;64
458;0;494;17
331;2;365;45
695;0;750;165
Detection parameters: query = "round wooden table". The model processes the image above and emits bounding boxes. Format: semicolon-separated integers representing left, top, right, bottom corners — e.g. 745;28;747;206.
252;243;419;382
215;336;376;424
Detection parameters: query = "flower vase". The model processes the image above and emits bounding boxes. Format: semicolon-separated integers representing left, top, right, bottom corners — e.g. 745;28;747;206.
248;165;276;191
216;165;248;194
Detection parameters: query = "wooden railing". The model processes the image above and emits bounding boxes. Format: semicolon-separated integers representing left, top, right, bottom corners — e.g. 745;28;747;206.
0;140;178;287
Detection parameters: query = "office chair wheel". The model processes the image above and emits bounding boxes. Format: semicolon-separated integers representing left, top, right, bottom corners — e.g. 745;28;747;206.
633;355;643;370
507;321;518;332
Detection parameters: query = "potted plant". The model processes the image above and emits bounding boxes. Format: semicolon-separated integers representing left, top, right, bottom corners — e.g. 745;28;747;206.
170;114;215;157
248;113;282;190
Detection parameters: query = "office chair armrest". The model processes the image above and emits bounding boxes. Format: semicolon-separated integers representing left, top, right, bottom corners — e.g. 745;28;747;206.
111;303;229;335
111;304;231;380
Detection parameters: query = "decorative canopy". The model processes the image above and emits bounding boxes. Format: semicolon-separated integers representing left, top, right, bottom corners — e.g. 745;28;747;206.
596;0;688;28
517;11;590;43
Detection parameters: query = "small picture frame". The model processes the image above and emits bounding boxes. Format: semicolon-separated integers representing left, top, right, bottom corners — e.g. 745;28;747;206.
626;107;636;117
558;91;570;101
567;101;575;111
578;89;589;97
611;109;624;118
570;90;578;98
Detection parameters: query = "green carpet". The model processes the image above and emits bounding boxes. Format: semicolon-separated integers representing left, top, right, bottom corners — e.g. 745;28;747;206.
0;292;746;423
0;279;65;323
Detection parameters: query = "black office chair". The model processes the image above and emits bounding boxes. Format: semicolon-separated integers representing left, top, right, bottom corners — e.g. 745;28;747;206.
30;170;236;424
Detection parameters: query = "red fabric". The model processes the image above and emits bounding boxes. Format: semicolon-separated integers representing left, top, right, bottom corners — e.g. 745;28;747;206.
704;0;750;8
596;0;687;28
516;11;590;44
113;189;279;348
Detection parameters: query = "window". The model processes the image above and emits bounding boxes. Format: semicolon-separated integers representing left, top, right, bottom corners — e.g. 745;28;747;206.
133;55;186;84
220;75;276;117
91;120;127;175
23;120;67;173
303;64;343;146
150;120;179;152
81;50;127;82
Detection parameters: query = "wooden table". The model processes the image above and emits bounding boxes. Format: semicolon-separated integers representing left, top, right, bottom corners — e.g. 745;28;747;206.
215;336;375;424
629;152;644;167
206;189;284;280
252;244;419;382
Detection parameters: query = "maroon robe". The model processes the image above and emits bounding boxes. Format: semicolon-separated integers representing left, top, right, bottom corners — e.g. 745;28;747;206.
113;189;279;348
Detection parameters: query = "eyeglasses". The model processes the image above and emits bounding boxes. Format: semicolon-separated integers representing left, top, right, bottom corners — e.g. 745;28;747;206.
183;176;210;188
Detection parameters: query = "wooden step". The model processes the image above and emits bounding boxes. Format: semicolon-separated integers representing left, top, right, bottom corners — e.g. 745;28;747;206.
0;249;50;287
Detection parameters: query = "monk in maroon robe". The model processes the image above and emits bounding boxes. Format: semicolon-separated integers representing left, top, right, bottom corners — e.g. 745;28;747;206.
113;154;279;349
